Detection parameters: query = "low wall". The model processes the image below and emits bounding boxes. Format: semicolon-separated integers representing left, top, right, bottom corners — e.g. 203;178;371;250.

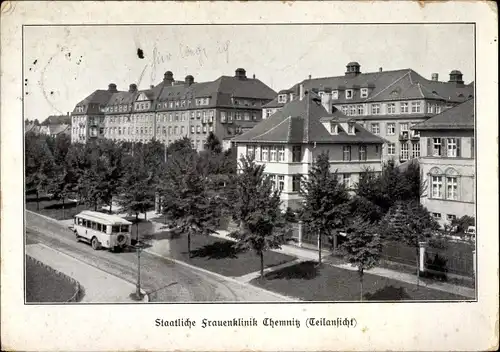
26;255;84;303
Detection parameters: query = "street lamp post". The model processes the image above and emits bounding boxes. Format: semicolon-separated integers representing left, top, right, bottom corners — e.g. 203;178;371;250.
136;242;142;299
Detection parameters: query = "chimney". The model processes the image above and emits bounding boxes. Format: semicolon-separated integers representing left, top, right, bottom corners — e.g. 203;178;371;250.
299;84;305;100
448;70;464;85
345;62;361;77
431;73;439;81
108;83;117;92
163;71;174;85
185;75;194;86
67;111;70;116
379;67;383;72
235;68;246;80
252;74;255;79
150;85;154;89
129;84;138;92
308;74;312;80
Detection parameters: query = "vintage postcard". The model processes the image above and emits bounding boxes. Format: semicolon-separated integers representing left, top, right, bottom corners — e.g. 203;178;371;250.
1;1;498;351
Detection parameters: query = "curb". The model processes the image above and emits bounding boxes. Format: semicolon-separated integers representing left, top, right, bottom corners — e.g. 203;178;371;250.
144;248;299;302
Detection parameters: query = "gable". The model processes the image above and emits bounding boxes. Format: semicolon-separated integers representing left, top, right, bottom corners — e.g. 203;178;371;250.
136;92;150;101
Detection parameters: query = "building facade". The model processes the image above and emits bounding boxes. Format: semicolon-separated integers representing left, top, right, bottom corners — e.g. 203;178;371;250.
412;98;475;227
71;69;276;150
262;62;474;164
233;92;385;210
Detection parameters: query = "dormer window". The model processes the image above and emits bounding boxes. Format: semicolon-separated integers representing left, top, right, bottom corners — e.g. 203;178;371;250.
278;94;287;103
346;89;353;99
332;90;339;100
330;123;338;135
348;123;355;134
360;88;368;98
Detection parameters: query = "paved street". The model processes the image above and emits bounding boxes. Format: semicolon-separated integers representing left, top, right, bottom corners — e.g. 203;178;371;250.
26;211;290;302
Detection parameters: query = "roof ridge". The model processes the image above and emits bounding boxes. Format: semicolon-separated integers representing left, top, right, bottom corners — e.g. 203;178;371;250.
304;68;411;83
365;71;410;101
251;116;292;141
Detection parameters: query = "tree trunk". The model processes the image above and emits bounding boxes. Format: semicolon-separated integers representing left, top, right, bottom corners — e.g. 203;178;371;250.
109;197;112;214
318;231;322;265
416;250;420;289
187;231;191;259
94;201;97;211
62;198;65;219
260;251;264;280
359;269;364;302
145;211;147;221
36;191;40;211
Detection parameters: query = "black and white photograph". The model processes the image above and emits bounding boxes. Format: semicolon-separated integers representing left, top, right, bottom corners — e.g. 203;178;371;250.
2;1;498;351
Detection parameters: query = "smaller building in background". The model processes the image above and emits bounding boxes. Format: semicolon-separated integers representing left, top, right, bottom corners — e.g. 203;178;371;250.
412;98;475;227
233;90;385;210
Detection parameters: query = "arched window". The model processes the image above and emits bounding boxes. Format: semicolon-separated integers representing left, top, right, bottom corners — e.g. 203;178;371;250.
429;167;444;199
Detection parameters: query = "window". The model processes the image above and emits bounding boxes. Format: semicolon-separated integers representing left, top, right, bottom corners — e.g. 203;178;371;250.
247;145;255;159
432;212;442;220
330;123;338;134
370;123;380;135
436;105;442;114
278;175;285;191
447;138;458;157
411;123;420;137
196;126;201;133
341;106;348;115
400;143;409;160
244;112;250;121
348;123;355;134
400;123;409;132
360;88;368;98
343;146;351;161
278;146;285;162
401;102;409;113
181;126;185;135
411;101;421;113
270;146;277;162
191;112;195;120
427;103;434;114
412;142;421;158
349;105;356;116
358;145;367;161
190;126;194;134
346;89;353;99
432;138;442;156
221;111;226;122
292;146;302;162
371;104;381;115
341;174;351;188
235;112;242;120
431;176;443;198
387;103;396;114
447;214;457;221
331;90;339;100
357;105;364;115
387;123;395;135
292;175;301;192
446;177;458;200
252;113;257;120
268;175;277;190
261;146;269;161
278;94;287;103
266;109;272;118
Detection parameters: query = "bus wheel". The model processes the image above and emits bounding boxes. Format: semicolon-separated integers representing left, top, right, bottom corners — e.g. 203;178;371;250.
91;237;100;250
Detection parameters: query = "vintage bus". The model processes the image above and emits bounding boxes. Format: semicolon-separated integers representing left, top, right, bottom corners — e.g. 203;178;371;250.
72;211;132;251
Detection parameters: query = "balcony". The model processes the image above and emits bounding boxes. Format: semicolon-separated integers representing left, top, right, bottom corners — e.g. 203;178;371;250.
410;133;420;141
399;131;409;141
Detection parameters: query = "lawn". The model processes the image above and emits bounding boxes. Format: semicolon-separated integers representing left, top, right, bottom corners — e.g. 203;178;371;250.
251;261;469;301
25;195;88;220
160;233;296;277
25;256;81;303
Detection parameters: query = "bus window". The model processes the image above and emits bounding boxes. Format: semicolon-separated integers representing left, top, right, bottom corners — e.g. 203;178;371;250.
97;223;102;232
92;222;97;230
74;217;77;224
121;225;129;233
82;219;87;227
78;218;83;226
112;225;120;233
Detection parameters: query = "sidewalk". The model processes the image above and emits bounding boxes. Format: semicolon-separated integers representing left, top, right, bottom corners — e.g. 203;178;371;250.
26;242;148;303
212;229;475;299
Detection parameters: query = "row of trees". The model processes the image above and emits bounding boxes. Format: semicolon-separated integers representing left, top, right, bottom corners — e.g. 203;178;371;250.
26;132;466;298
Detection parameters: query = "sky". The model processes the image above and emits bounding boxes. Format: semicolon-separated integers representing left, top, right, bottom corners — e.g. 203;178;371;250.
23;24;475;121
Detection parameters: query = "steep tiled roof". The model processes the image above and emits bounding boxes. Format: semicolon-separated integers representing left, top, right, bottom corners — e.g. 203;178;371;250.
49;124;70;135
107;91;138;105
42;115;71;125
412;98;474;130
294;69;473;104
232;93;385;144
